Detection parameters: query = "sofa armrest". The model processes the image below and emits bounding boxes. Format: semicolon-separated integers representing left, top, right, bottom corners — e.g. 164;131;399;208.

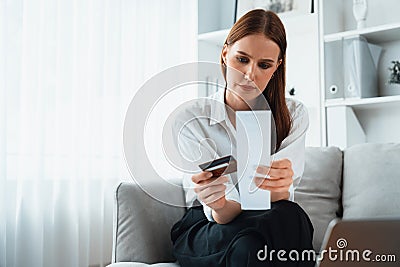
111;182;186;264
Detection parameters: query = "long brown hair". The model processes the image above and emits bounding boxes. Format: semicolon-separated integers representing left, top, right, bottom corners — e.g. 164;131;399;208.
220;9;291;151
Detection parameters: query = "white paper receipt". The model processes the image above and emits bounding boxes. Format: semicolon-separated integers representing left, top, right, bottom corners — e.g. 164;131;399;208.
236;110;271;210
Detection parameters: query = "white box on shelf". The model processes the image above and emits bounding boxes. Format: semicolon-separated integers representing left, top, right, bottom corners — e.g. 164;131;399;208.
343;35;382;99
324;40;344;100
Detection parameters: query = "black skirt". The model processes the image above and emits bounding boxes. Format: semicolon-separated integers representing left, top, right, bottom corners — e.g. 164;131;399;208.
171;200;315;267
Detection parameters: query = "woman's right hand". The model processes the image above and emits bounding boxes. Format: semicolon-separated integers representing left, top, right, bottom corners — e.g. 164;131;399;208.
192;172;229;211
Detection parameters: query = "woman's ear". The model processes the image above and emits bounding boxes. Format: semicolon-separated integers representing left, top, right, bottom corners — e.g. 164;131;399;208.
277;58;282;68
221;44;228;64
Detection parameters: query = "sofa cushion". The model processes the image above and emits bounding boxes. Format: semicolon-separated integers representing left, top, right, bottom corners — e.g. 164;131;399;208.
113;182;186;264
294;146;343;252
342;143;400;219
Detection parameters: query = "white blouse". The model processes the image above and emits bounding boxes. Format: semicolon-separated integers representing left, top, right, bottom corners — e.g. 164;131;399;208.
171;89;309;221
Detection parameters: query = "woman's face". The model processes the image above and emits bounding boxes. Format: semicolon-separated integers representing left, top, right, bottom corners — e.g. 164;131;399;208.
222;33;282;104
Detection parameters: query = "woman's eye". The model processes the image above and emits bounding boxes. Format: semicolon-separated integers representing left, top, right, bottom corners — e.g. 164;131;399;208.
259;63;270;69
237;57;248;63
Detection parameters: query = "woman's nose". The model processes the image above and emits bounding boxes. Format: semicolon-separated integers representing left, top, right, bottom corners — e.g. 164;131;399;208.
244;65;255;82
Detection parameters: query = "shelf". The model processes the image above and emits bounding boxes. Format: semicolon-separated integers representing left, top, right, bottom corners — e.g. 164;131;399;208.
198;13;317;47
324;22;400;43
325;95;400;109
198;29;230;47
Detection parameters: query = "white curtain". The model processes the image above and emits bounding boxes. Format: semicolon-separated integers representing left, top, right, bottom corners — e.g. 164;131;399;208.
0;0;198;266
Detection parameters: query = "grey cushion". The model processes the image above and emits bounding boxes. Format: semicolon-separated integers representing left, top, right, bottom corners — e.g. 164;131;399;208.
342;143;400;219
112;182;185;264
294;146;343;252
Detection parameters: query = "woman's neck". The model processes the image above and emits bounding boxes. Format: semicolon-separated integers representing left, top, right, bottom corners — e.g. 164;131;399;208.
224;89;255;112
224;89;258;128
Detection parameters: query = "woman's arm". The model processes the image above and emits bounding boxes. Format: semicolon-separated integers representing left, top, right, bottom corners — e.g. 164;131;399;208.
212;200;241;224
192;172;242;224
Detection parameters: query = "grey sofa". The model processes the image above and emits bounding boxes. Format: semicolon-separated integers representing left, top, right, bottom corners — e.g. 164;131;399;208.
108;143;400;267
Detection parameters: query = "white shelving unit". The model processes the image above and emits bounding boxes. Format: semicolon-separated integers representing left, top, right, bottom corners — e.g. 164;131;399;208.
324;22;400;43
197;0;234;98
325;95;400;109
320;0;400;149
198;29;229;45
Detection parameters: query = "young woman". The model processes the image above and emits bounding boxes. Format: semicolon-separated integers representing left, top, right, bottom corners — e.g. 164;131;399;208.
171;9;314;267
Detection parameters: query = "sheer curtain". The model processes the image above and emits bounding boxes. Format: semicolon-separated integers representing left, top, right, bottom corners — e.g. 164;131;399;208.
0;0;197;266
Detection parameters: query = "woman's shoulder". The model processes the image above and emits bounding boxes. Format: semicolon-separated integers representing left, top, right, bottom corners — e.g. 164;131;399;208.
170;92;222;132
173;98;211;120
285;97;309;136
285;97;308;119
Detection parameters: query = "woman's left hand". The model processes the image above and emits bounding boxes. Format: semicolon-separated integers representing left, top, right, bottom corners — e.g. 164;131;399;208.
254;158;293;202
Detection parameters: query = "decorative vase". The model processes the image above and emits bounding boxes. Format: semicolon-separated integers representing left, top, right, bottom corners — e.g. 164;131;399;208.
382;60;400;96
381;83;400;97
353;0;368;29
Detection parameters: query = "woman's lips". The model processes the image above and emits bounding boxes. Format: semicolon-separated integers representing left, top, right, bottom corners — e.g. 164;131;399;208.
238;84;256;91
